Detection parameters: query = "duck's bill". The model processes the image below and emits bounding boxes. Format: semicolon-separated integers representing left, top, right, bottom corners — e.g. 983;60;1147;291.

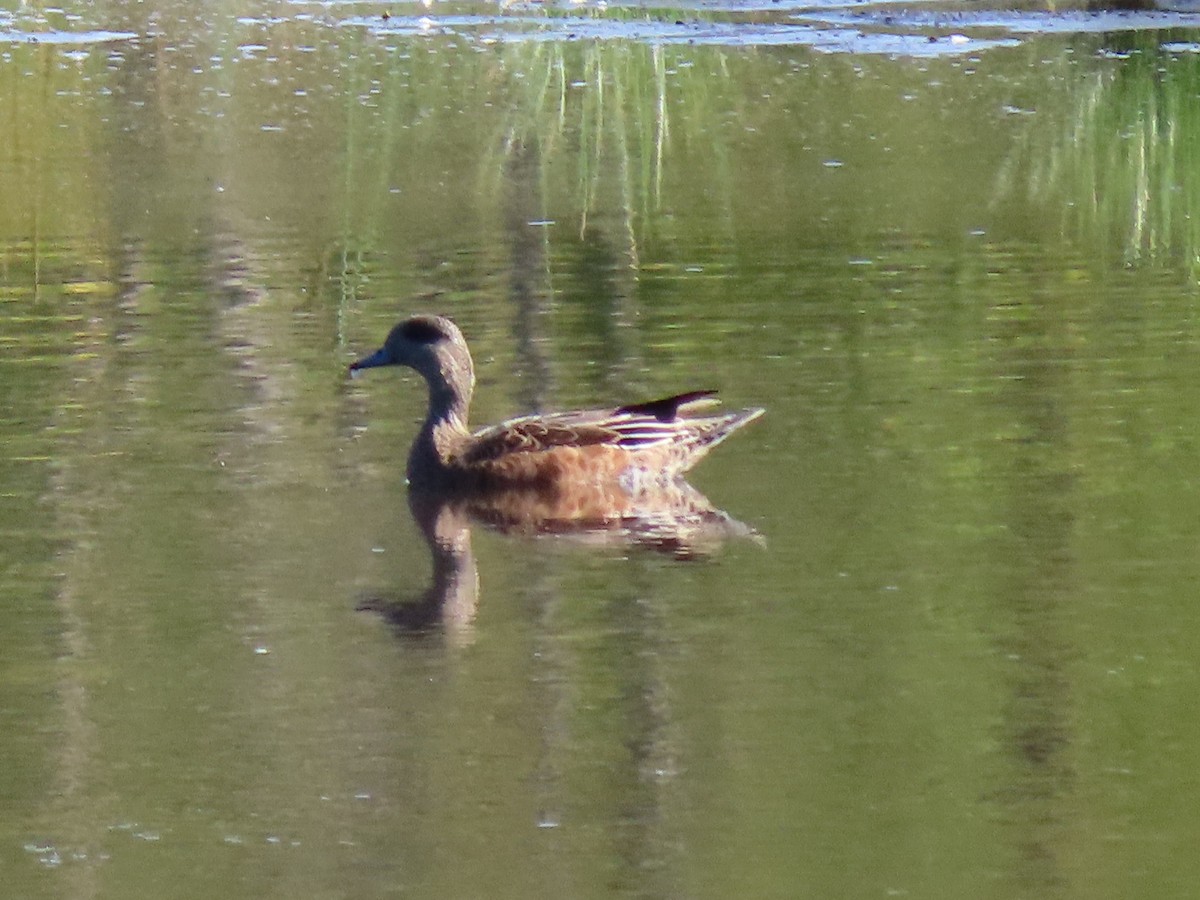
349;347;389;375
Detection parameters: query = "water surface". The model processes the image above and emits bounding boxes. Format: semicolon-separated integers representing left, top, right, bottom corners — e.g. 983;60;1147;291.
3;1;1200;897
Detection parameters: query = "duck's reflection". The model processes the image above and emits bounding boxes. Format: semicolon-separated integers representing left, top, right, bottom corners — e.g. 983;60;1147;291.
357;479;759;637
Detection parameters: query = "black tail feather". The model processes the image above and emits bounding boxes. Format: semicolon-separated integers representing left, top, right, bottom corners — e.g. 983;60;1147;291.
616;390;719;422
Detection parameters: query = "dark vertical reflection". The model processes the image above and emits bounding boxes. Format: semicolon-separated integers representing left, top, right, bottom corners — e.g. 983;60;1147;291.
990;289;1078;897
607;585;680;900
498;132;677;895
529;576;681;900
504;137;551;413
564;225;640;398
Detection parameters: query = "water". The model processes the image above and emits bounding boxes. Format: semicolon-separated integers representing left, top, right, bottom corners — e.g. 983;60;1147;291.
4;1;1200;897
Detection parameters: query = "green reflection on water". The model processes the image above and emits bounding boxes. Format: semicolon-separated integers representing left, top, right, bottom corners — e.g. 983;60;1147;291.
3;6;1200;899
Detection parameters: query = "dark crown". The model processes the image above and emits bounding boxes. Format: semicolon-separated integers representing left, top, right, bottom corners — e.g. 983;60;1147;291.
398;317;448;344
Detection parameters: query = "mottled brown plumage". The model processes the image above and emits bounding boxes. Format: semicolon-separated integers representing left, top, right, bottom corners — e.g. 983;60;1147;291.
349;315;764;491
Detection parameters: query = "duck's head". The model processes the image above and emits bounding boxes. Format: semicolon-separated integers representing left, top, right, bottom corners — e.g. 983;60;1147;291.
350;315;476;408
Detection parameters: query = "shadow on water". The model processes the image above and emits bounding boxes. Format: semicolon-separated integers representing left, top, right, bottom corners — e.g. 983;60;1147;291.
356;478;760;639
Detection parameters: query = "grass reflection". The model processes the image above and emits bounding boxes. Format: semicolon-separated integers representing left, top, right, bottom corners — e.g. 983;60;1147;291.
998;34;1200;275
480;39;717;262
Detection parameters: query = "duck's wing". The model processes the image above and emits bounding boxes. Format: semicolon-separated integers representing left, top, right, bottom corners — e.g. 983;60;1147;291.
458;391;722;465
460;417;620;464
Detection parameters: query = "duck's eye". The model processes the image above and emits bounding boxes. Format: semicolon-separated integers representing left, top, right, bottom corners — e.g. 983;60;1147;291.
399;318;446;344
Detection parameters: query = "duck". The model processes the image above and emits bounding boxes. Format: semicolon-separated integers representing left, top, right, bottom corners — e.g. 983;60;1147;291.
349;314;764;491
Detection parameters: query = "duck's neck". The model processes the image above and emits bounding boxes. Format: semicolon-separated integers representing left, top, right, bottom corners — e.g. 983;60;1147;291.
407;379;472;483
